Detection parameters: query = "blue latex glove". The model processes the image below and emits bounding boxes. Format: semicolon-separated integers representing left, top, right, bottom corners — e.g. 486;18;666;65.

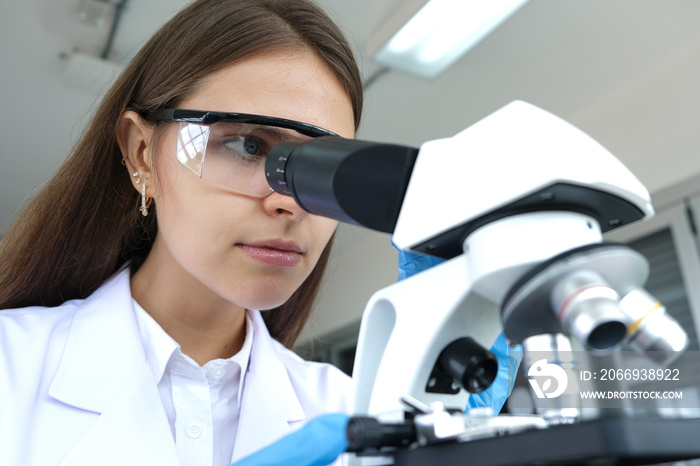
466;331;522;413
231;414;349;466
396;246;445;281
395;242;523;414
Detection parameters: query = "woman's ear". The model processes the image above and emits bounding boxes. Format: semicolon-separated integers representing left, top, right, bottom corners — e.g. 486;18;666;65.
117;110;156;192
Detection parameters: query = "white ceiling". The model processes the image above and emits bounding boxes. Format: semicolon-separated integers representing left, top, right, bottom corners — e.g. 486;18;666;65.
2;0;700;237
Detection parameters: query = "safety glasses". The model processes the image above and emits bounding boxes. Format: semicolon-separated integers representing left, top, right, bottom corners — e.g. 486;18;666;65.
147;109;339;197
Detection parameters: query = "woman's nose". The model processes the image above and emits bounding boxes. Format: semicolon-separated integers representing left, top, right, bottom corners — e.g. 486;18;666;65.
261;190;309;221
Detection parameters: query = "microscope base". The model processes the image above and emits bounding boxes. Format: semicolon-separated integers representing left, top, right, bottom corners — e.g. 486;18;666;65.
393;417;700;466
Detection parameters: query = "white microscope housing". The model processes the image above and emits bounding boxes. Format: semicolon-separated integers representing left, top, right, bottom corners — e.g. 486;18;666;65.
266;100;686;426
352;101;657;419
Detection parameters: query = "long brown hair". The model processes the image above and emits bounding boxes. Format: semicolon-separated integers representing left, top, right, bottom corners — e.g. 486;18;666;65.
0;0;363;348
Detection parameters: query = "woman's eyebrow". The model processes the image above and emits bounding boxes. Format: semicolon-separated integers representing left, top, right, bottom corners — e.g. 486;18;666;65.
248;125;309;141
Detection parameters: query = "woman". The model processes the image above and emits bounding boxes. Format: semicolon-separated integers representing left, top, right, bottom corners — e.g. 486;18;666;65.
0;0;361;465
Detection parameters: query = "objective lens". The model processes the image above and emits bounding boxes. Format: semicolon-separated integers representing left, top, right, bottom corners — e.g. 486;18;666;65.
619;288;688;365
550;270;628;351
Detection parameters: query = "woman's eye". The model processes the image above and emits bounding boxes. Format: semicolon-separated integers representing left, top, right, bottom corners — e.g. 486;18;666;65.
224;136;267;159
242;136;262;155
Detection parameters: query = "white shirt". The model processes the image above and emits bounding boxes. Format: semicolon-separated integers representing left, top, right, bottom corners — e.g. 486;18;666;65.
133;300;253;466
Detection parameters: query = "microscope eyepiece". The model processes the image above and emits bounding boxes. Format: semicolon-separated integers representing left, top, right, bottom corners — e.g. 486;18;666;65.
265;142;295;197
265;137;419;233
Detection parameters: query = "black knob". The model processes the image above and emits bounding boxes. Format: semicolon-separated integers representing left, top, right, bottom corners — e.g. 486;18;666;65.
345;416;416;452
439;337;498;393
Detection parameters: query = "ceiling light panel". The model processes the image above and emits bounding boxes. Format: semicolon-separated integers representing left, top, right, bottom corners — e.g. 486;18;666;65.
370;0;529;79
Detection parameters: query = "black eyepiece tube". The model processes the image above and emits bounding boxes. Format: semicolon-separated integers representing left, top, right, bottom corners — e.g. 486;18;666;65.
265;137;419;233
439;337;498;393
345;416;416;452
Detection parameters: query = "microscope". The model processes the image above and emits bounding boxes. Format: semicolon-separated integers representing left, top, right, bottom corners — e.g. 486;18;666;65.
266;101;698;465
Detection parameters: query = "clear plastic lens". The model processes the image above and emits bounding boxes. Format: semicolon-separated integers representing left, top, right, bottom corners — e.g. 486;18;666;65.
176;123;208;177
175;121;313;197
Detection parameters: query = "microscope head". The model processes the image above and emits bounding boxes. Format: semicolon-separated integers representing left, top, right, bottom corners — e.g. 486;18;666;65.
391;101;654;258
266;101;653;260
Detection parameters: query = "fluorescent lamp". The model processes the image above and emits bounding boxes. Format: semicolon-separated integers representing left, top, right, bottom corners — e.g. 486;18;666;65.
371;0;529;79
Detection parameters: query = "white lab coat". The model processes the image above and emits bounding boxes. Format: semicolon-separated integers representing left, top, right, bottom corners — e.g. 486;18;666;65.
0;268;352;466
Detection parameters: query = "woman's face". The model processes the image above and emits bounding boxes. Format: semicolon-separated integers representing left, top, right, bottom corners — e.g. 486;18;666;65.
149;49;355;311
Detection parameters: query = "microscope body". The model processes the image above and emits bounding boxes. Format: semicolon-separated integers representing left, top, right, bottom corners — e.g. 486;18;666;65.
266;101;691;462
353;101;658;420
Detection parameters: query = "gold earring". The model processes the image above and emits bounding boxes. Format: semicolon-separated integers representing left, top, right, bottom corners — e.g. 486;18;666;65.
140;182;153;216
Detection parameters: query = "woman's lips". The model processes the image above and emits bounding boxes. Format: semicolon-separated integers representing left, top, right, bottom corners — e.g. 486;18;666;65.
237;240;303;267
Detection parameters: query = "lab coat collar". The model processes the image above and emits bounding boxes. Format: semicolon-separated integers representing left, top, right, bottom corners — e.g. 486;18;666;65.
57;362;180;465
231;309;306;461
47;267;308;464
49;267;146;412
49;267;179;465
